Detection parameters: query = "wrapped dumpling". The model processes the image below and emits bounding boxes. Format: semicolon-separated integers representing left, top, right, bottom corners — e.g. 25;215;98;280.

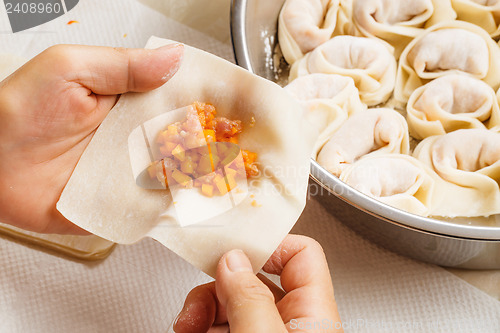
285;73;366;154
278;0;340;65
452;0;500;38
335;0;355;35
317;108;410;176
407;74;500;139
340;154;436;216
290;35;397;106
395;21;500;103
350;0;456;58
413;129;500;217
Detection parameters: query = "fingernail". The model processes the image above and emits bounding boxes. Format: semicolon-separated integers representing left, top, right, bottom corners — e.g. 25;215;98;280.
156;43;184;51
156;44;184;82
225;249;253;273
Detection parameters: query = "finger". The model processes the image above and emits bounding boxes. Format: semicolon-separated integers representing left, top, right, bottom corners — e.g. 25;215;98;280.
257;273;286;303
173;282;227;333
16;207;90;235
263;235;341;326
45;211;91;235
1;44;184;141
207;325;229;333
215;250;286;333
173;282;217;333
173;274;285;333
35;43;184;95
94;94;119;116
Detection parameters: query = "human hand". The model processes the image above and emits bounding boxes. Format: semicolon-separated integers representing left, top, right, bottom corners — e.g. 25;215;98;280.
174;235;343;333
0;43;183;235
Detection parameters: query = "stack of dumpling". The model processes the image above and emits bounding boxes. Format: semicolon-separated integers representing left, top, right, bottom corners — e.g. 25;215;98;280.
280;0;500;218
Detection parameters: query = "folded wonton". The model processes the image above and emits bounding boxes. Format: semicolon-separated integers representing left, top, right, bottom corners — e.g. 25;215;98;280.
284;73;366;155
407;74;500;139
317;108;410;176
57;37;316;277
278;0;340;65
289;35;397;106
349;0;456;58
340;154;436;216
413;129;500;217
452;0;500;38
395;21;500;103
335;0;357;35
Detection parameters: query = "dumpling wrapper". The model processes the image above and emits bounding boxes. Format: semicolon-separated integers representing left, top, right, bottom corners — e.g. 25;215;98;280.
452;0;500;38
284;73;367;155
407;74;500;139
289;35;397;106
57;37;316;277
350;0;456;58
395;21;500;103
278;0;339;65
413;129;500;217
317;108;410;176
340;154;437;216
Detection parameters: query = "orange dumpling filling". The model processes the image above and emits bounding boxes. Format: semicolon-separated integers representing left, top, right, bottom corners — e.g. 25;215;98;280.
148;102;258;196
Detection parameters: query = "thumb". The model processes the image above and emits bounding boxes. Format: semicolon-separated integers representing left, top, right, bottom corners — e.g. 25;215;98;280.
75;43;184;94
32;43;184;95
215;250;286;333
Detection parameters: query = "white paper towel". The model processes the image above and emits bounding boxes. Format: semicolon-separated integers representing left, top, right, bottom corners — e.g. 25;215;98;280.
1;197;499;333
0;0;499;332
137;0;231;43
0;0;234;61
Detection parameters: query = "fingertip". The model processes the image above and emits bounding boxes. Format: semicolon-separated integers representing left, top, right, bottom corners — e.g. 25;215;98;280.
173;283;217;333
124;43;184;93
173;302;204;333
215;250;284;332
263;235;325;276
221;249;253;274
154;43;184;83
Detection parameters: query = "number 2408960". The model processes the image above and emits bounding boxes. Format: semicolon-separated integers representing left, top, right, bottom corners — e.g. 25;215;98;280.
5;2;62;14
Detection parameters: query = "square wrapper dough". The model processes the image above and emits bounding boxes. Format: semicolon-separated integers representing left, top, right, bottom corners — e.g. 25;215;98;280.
57;37;316;277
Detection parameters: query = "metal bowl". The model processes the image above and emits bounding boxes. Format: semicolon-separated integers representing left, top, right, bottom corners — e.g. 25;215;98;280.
231;0;500;269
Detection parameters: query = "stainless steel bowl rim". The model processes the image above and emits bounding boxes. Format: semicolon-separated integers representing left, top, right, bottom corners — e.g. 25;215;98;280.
230;0;500;241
